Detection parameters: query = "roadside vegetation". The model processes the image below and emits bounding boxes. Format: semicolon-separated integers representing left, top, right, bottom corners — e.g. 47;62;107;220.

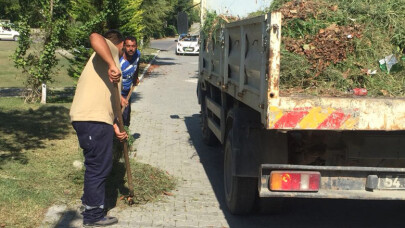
220;0;405;97
0;97;176;227
268;0;405;97
0;41;157;89
1;0;199;102
0;41;74;88
0;97;82;227
0;0;183;227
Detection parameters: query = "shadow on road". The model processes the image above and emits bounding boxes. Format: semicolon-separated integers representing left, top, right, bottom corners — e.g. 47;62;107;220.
154;57;175;61
129;91;143;104
184;114;405;228
53;209;82;228
154;56;177;66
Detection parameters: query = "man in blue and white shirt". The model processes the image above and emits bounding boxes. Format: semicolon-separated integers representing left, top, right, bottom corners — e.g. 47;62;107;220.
120;36;141;126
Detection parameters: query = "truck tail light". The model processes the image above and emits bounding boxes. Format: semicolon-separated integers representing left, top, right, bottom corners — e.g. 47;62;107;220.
270;171;320;192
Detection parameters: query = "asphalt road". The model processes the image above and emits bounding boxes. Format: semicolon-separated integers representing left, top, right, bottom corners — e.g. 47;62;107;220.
150;37;178;52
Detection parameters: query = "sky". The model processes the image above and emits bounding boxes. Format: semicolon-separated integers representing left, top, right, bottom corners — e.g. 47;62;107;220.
205;0;274;17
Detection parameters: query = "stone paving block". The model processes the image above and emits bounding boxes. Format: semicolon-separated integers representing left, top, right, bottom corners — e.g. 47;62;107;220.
197;220;226;228
175;219;199;227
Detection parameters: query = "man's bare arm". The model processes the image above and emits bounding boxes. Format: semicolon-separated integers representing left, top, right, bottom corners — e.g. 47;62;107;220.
89;33;121;83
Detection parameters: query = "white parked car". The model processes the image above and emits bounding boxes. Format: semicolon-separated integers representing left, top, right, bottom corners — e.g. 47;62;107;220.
0;25;20;41
175;34;199;55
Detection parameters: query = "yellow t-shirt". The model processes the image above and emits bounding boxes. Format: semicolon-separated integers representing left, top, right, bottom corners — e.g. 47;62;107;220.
70;39;122;125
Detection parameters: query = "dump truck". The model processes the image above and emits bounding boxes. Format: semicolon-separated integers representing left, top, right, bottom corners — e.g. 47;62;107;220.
197;12;405;214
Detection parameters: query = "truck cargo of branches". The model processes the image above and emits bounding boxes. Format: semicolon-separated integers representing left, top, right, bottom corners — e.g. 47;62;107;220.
197;12;405;214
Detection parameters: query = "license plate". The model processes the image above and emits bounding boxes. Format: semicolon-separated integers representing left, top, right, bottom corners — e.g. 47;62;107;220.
378;175;405;189
185;48;193;51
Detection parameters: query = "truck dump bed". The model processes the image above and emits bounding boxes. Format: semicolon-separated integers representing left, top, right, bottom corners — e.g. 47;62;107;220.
199;13;405;131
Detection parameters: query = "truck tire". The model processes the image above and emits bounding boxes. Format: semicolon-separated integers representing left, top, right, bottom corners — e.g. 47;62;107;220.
13;36;19;41
224;130;257;214
201;102;218;146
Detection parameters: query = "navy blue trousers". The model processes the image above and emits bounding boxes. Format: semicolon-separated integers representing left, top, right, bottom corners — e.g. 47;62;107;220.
122;95;131;126
72;121;114;223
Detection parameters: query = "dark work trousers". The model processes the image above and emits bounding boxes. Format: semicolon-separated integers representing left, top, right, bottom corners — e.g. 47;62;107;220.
122;95;131;126
72;121;114;223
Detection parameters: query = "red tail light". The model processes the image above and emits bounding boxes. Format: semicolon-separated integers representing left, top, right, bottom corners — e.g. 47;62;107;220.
270;171;320;192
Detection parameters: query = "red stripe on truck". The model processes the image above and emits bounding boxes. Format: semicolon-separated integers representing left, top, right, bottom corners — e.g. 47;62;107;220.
274;111;309;128
317;111;350;129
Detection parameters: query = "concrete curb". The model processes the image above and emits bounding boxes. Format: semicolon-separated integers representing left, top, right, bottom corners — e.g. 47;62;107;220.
139;49;160;82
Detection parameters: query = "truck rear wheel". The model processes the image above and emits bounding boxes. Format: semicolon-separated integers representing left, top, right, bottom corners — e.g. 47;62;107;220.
224;130;257;214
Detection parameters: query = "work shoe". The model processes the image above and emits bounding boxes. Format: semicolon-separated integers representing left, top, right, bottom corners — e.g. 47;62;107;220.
83;216;118;227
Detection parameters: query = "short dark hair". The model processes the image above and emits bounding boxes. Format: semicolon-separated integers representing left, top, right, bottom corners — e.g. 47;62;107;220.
104;29;124;45
125;36;138;45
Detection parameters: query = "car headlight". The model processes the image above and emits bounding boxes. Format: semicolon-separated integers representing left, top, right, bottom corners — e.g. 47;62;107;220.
178;43;182;47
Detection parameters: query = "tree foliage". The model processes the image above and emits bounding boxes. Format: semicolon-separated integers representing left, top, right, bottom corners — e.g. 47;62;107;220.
10;0;200;94
13;0;69;103
167;0;200;35
0;0;20;22
140;0;172;41
120;0;144;43
66;0;109;79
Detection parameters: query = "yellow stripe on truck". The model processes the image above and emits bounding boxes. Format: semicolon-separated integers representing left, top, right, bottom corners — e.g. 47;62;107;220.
298;107;335;129
339;117;358;130
268;106;284;127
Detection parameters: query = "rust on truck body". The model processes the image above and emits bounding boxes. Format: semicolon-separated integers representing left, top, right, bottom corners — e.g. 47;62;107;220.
267;96;405;130
268;12;282;100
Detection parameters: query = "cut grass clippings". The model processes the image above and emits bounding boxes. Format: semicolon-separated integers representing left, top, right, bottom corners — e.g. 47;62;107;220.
270;0;405;97
105;159;176;209
204;3;405;97
0;97;176;227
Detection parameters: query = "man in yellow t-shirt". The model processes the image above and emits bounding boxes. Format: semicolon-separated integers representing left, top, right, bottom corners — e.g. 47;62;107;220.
70;30;127;227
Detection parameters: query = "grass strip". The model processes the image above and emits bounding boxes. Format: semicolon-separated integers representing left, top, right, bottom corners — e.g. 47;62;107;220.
0;97;176;227
0;97;82;227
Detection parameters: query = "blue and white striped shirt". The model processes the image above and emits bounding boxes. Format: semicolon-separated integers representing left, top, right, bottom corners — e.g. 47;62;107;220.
120;49;141;96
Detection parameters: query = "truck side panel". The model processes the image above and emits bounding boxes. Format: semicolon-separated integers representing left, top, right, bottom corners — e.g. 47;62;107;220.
200;15;270;125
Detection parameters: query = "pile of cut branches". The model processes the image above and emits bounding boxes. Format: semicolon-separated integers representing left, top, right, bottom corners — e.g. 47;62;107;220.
271;0;405;97
201;11;238;51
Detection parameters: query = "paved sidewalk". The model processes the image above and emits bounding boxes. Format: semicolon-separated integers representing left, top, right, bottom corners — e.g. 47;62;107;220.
107;50;229;227
102;49;292;228
48;47;284;228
